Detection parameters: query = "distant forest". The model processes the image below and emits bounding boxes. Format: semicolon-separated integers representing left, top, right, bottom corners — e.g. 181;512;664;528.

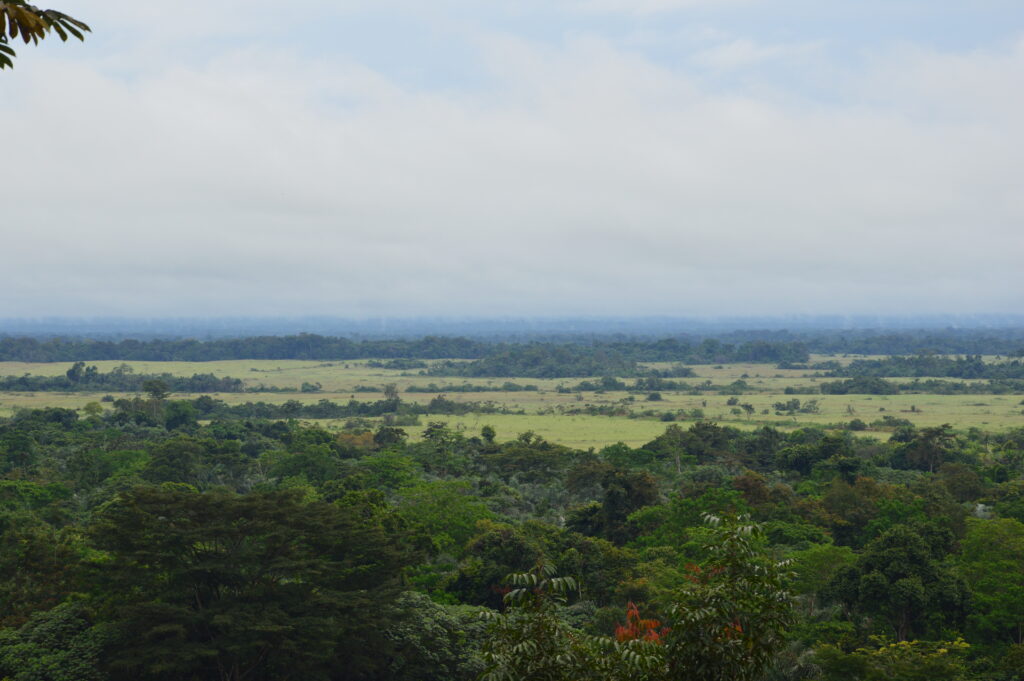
819;355;1024;379
1;329;1022;365
0;337;807;378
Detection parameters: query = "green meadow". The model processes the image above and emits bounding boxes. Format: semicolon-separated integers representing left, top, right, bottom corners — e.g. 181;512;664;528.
1;357;1020;448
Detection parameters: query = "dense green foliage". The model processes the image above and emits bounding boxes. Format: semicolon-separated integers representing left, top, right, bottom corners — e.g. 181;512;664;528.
2;383;1024;679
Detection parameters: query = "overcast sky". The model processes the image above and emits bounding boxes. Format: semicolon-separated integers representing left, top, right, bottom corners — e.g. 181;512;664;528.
1;0;1022;318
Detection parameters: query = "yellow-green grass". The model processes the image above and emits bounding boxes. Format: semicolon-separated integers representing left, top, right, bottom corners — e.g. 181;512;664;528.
2;357;1006;394
1;358;1020;448
0;358;834;391
1;388;1019;444
641;356;1003;386
0;359;569;393
313;414;754;449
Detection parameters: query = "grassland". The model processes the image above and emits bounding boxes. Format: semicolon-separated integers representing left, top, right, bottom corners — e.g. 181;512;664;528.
1;357;1020;448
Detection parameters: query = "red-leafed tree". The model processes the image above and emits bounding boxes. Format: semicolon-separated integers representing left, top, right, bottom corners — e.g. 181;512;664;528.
615;601;670;644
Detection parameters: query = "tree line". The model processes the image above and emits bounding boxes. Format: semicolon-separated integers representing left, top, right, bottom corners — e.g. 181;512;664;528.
0;335;809;377
0;362;245;392
0;334;807;366
3;328;1024;364
818;355;1024;380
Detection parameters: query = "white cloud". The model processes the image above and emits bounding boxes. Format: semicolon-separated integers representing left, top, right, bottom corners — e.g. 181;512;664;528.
692;38;824;70
0;15;1022;317
572;0;760;14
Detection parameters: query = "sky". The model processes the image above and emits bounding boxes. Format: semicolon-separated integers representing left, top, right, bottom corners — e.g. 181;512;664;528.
1;0;1022;319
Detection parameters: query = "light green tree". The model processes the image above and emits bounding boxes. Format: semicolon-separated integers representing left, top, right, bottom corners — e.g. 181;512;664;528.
395;480;494;554
960;517;1024;644
815;637;969;681
788;542;856;616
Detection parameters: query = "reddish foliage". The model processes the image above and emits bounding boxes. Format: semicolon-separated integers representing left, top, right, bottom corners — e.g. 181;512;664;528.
683;563;702;583
614;601;670;643
722;619;743;640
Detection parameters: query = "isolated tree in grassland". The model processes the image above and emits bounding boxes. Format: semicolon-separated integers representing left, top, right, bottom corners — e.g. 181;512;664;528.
65;360;85;383
0;0;89;68
141;379;170;401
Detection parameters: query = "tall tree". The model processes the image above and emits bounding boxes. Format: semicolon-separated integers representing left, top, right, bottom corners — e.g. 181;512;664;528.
901;425;956;473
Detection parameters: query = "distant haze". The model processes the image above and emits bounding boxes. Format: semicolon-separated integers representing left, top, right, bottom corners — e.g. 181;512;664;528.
1;1;1022;317
2;315;1024;341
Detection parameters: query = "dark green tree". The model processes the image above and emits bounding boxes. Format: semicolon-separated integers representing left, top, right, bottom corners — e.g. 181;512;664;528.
65;361;85;383
374;425;407;449
825;524;968;640
88;486;417;681
163;400;198;431
0;511;83;627
141;379;170;401
899;425;955;473
140;436;201;485
567;469;659;545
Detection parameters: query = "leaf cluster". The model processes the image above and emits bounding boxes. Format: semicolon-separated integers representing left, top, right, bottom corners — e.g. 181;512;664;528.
0;0;89;68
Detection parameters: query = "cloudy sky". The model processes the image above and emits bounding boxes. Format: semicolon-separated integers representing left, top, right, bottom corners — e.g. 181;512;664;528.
2;0;1022;318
